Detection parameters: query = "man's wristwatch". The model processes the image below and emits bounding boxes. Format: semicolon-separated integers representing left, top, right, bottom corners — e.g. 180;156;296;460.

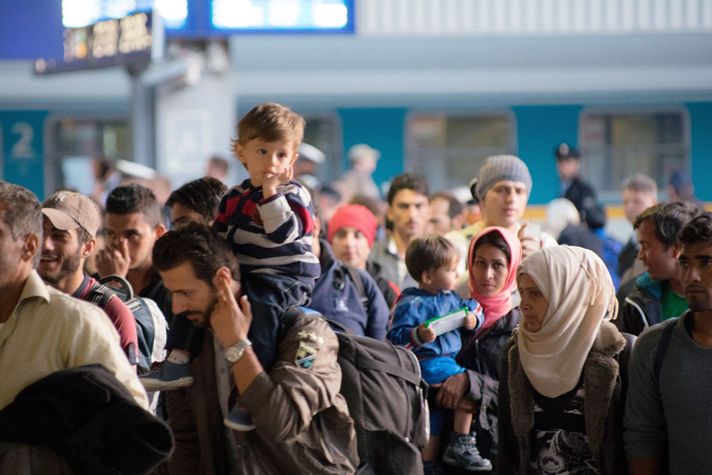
224;338;252;364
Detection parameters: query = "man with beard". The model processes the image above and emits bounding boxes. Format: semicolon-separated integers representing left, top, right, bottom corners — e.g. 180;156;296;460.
369;173;431;290
151;223;357;474
625;212;712;473
40;190;139;366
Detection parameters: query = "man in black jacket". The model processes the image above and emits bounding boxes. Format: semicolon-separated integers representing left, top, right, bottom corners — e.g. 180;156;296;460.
555;142;597;215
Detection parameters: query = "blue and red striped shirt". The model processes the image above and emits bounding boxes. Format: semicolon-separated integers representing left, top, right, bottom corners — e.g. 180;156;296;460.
214;179;320;286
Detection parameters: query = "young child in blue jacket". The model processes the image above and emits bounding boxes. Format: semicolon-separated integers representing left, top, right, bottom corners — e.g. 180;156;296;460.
388;234;491;472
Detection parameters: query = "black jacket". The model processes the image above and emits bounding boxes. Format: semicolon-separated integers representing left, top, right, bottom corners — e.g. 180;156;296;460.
456;309;520;464
563;176;597;213
616;275;665;336
0;365;173;475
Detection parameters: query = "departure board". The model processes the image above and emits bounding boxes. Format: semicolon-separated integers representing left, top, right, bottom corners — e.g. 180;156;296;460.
35;11;158;74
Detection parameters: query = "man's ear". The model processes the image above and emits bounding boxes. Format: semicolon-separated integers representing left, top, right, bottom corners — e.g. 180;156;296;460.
212;266;233;288
672;243;681;259
420;269;431;286
386;205;394;223
23;233;39;263
154;224;167;239
81;237;97;259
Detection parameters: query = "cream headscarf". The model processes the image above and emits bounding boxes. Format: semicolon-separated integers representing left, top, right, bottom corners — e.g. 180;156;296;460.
517;246;618;398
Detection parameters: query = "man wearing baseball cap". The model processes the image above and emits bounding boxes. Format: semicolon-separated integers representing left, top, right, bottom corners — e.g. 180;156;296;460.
40;190;139;367
555;142;597;214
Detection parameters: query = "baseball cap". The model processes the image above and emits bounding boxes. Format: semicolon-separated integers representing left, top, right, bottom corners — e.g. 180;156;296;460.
555;142;580;160
299;143;326;164
348;144;380;163
42;191;102;237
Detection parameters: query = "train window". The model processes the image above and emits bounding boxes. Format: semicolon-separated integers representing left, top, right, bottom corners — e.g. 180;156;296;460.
580;110;689;201
406;114;515;193
47;118;131;195
302;114;342;186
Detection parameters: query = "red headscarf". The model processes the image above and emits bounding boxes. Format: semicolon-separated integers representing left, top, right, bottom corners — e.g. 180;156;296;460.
468;226;522;330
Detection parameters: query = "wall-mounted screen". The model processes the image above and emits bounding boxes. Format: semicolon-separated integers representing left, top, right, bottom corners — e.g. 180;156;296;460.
62;0;188;29
211;0;353;33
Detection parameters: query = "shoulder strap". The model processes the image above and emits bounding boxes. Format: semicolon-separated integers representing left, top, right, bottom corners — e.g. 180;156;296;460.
97;274;134;301
618;332;635;404
654;321;676;384
345;265;366;303
85;281;115;308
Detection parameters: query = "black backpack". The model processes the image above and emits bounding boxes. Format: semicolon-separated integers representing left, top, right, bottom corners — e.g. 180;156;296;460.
283;306;429;475
85;275;168;373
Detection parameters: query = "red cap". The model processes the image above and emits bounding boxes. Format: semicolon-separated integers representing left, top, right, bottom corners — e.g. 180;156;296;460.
327;205;378;248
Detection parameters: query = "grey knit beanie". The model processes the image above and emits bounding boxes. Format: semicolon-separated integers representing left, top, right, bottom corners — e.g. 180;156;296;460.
475;154;532;202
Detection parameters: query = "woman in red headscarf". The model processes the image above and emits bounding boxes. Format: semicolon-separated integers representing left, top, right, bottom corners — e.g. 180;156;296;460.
434;226;522;469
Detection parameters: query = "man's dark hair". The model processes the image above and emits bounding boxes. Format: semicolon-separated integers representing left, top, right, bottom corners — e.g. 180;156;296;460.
386;173;430;206
634;201;703;249
105;184;162;227
0;182;42;267
153;222;240;286
406;234;458;284
678;212;712;247
472;229;511;266
431;192;464;220
166;177;227;223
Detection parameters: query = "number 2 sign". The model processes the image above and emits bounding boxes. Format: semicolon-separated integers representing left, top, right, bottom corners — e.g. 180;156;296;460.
0;111;48;198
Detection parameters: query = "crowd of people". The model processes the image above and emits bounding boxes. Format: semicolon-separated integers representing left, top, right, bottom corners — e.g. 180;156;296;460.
0;101;709;474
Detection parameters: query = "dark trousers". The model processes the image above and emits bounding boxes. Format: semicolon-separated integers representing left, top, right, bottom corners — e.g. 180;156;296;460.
243;273;312;369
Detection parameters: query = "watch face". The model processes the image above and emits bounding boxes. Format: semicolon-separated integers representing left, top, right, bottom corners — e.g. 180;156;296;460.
226;347;242;362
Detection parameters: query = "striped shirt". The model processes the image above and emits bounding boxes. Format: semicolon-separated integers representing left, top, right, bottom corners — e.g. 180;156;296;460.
214;179;320;285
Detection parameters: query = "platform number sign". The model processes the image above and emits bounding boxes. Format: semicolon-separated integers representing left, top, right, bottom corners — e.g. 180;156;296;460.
0;111;47;198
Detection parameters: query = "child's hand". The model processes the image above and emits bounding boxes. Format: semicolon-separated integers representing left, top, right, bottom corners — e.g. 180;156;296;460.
262;164;294;199
417;323;436;343
464;312;478;330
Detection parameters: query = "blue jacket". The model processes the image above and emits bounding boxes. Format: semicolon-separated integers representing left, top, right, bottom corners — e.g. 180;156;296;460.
311;240;389;340
388;288;483;359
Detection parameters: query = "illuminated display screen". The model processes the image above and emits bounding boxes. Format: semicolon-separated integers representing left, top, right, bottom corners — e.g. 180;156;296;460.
36;11;155;74
62;0;188;29
211;0;353;32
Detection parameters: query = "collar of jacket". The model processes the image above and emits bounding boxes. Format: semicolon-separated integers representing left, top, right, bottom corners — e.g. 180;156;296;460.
634;271;663;299
506;321;625;457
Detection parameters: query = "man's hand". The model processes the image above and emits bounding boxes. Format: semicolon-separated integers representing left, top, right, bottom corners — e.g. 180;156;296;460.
464;312;478;330
437;372;469;409
518;223;542;258
417;323;436;344
210;274;252;349
96;239;131;278
262;164;294;199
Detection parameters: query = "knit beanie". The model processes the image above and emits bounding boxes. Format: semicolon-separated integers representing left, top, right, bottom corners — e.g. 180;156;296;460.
475;154;532;202
327;204;378;248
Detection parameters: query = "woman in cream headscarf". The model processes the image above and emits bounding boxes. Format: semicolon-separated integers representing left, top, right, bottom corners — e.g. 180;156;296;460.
498;246;632;475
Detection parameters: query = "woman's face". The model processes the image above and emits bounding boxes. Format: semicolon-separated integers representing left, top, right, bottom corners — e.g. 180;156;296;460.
472;243;509;297
518;273;549;332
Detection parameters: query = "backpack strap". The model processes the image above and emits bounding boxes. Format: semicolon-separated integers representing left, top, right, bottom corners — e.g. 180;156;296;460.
617;332;635;407
345;265;368;309
654;321;676;385
85;282;115;308
97;274;134;301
